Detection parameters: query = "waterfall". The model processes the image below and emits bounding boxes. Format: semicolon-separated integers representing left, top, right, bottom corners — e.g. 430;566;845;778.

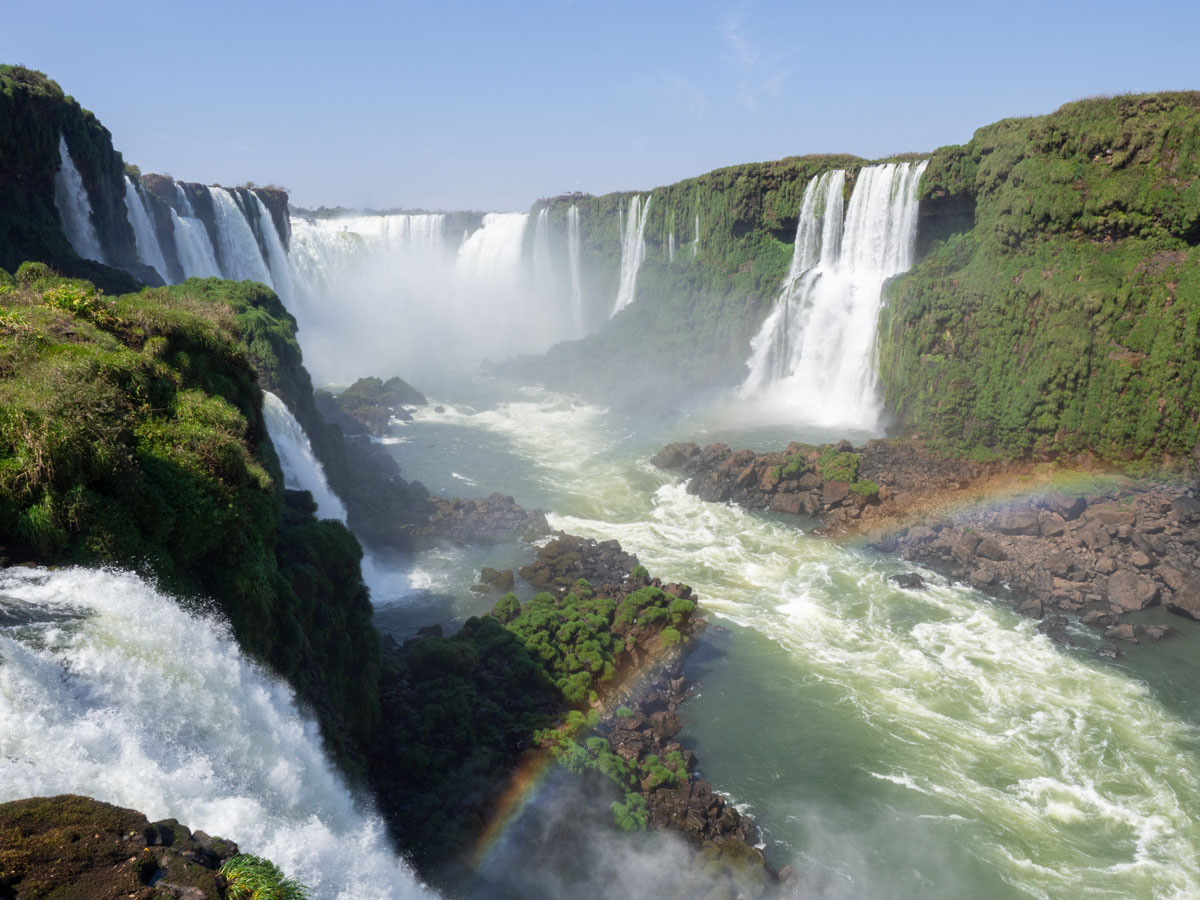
170;207;222;278
691;214;699;258
668;230;676;262
567;204;583;335
262;391;347;522
739;161;928;430
610;194;651;318
53;135;106;264
456;212;528;297
253;194;294;302
123;177;170;282
209;187;274;285
0;566;436;900
532;206;555;297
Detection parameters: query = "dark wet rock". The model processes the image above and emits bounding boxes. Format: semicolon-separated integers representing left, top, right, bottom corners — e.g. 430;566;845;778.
518;533;640;593
992;510;1041;536
1041;492;1088;521
1018;598;1044;618
428;493;550;544
0;795;238;900
1096;641;1122;659
1037;615;1073;645
975;538;1008;561
889;572;926;589
474;566;515;593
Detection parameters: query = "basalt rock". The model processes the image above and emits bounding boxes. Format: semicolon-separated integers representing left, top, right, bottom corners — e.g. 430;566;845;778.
428;493;550;545
519;533;639;592
0;795;240;900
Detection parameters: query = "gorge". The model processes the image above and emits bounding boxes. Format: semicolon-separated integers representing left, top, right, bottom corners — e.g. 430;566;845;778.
2;63;1200;900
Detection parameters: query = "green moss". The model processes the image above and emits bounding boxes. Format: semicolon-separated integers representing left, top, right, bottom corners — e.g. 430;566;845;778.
881;92;1200;462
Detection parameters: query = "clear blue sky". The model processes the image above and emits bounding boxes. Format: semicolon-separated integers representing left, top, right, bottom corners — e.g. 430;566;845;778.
3;0;1196;211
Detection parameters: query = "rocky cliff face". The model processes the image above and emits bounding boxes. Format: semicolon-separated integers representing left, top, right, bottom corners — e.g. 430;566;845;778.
879;92;1200;463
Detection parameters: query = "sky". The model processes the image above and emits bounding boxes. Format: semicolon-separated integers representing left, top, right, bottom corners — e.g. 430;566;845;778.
3;0;1197;211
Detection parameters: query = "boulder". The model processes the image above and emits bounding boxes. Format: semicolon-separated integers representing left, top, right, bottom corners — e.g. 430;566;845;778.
975;538;1008;561
992;510;1041;536
889;573;926;590
1095;641;1121;659
651;442;700;470
768;494;804;516
1142;624;1175;642
1104;623;1138;643
1165;576;1200;620
1042;492;1087;521
1085;504;1137;527
822;481;851;508
1106;570;1160;611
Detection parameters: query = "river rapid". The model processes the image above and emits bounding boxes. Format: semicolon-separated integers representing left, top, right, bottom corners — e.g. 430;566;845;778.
368;377;1200;900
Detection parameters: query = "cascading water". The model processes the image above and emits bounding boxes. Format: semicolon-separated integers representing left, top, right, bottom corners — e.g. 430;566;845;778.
691;214;699;258
170;206;223;278
53;135;106;264
610;194;651;318
668;230;676;262
253;194;294;302
123;176;170;282
262;391;347;522
209;187;275;285
740;161;928;430
567;204;583;336
532;206;555;297
0;566;436;900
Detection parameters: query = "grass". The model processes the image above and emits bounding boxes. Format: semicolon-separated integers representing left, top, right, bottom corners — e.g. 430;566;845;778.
219;854;309;900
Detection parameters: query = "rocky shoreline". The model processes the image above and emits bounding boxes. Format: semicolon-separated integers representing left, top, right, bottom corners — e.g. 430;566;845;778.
655;438;1200;654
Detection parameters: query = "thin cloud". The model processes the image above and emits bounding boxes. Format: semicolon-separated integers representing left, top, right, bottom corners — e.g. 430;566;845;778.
721;8;792;111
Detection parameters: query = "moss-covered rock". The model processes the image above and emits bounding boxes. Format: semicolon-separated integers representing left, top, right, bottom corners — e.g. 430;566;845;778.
880;92;1200;463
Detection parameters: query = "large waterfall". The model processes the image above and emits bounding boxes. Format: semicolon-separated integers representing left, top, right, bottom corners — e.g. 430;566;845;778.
0;566;435;900
262;391;348;522
210;187;275;285
611;194;651;318
740;161;928;430
53;135;106;264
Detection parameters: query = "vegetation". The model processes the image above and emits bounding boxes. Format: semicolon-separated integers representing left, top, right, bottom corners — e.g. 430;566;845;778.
880;92;1200;463
220;855;310;900
0;268;379;765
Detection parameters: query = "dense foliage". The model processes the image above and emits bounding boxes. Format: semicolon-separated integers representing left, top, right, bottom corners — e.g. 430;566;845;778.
0;268;379;762
880;92;1200;463
372;575;699;869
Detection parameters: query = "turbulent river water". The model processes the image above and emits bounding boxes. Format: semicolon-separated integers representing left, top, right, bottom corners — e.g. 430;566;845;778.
368;378;1200;900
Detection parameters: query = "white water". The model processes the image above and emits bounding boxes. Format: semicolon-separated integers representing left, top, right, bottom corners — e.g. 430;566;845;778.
210;187;275;285
668;230;676;262
53;135;106;264
0;566;435;900
567;204;584;336
286;211;579;384
171;207;223;279
611;195;651;318
262;391;347;522
740;161;927;431
123;177;170;282
254;194;295;302
532;206;555;298
396;386;1200;900
692;214;700;258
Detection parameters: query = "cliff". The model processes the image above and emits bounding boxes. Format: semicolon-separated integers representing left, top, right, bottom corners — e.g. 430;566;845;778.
879;92;1200;463
0;266;379;765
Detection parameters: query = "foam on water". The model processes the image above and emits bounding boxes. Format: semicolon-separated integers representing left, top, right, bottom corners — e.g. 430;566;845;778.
0;567;436;900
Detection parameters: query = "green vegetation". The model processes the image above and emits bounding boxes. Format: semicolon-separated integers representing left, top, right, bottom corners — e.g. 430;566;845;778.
0;269;378;765
220;854;309;900
880;92;1200;462
0;66;142;292
816;448;859;483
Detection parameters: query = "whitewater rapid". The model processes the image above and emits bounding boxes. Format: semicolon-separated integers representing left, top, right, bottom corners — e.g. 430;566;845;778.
394;386;1200;900
0;567;435;900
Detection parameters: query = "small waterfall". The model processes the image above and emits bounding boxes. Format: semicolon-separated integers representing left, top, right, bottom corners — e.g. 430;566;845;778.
532;206;555;297
209;187;274;285
739;161;928;430
170;207;222;278
0;566;435;900
253;194;294;303
262;391;347;522
668;230;676;262
123;177;170;282
566;204;583;335
610;194;651;318
691;214;700;258
53;135;106;264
